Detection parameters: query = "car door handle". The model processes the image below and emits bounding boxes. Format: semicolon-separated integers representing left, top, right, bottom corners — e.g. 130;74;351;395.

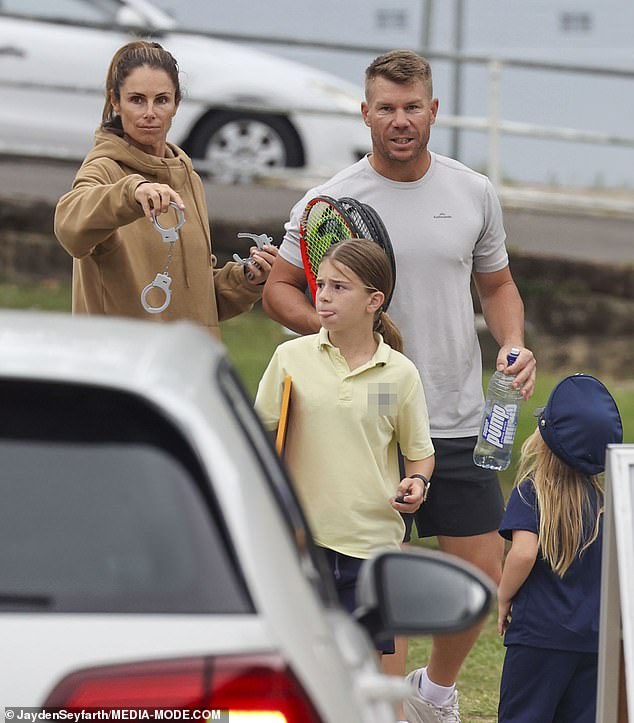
0;46;26;57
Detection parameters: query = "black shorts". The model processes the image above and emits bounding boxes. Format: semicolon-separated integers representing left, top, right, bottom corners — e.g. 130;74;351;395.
321;547;395;655
402;436;505;541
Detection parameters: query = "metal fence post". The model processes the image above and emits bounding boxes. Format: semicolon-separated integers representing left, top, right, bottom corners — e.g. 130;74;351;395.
487;59;502;189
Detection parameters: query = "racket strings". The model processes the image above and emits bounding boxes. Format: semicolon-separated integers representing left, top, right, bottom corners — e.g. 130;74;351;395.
340;198;383;247
338;201;373;240
339;197;396;308
299;195;395;307
302;201;352;278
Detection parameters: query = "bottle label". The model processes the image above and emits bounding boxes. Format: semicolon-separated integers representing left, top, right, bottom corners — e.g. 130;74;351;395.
503;404;519;445
482;402;514;449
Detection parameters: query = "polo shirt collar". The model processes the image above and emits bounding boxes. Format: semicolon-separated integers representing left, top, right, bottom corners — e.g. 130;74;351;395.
317;328;391;367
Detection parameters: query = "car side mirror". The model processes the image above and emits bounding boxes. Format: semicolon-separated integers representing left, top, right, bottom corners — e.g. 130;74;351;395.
354;547;494;639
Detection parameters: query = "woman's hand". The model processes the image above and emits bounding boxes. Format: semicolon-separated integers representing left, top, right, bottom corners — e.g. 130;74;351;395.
134;182;185;222
244;244;279;285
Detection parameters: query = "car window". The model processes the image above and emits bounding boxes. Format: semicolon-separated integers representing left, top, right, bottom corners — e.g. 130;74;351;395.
1;0;118;23
217;361;339;607
0;379;253;614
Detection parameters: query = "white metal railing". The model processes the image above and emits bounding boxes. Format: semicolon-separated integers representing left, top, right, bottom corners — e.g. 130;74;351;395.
2;35;634;213
189;40;634;214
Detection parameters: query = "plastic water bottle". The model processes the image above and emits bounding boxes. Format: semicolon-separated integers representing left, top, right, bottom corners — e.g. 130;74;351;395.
473;347;523;471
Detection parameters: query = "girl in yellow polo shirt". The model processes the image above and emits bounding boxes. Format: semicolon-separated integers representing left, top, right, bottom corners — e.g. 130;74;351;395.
255;238;434;656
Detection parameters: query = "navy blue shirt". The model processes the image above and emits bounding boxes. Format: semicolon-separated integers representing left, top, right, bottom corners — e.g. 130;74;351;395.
499;479;603;653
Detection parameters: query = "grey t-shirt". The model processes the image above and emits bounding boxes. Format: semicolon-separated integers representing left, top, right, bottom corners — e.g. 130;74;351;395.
279;152;509;437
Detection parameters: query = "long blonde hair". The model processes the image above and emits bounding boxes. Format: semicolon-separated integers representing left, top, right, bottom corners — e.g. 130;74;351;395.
515;429;603;577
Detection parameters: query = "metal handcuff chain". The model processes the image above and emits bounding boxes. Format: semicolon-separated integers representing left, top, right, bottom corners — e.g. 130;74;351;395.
141;202;186;314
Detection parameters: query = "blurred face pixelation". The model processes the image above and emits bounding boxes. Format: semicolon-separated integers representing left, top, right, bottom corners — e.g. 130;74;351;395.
362;76;438;181
367;382;399;416
111;65;178;156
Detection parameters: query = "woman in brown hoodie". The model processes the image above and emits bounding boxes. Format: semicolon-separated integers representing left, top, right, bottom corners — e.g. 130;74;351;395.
55;40;276;337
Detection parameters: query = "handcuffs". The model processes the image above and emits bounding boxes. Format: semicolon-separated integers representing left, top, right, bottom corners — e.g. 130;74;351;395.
141;211;270;313
141;202;186;314
233;232;273;281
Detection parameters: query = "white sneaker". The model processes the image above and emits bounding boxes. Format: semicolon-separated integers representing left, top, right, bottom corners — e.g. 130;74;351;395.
403;669;461;723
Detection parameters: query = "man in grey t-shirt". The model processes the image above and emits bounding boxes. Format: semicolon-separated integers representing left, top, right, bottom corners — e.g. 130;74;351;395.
263;50;536;723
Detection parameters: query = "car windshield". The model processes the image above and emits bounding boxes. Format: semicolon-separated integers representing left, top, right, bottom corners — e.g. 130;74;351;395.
0;379;253;614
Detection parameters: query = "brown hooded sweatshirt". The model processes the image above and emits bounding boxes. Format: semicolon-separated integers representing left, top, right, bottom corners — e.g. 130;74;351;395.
55;130;262;336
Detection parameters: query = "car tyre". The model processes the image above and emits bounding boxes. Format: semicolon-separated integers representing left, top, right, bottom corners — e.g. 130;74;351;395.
188;111;304;182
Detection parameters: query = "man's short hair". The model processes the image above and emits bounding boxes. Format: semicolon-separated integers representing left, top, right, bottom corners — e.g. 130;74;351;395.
365;49;433;99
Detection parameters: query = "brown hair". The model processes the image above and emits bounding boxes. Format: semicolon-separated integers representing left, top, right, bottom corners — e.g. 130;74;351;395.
321;238;403;352
515;428;604;577
101;41;181;134
365;49;433;100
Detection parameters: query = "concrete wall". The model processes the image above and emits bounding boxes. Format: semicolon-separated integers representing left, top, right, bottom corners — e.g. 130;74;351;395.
478;252;634;378
2;196;632;379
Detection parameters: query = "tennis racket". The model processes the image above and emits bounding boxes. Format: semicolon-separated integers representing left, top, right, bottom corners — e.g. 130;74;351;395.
339;197;396;308
275;375;292;458
299;195;364;302
299;194;396;307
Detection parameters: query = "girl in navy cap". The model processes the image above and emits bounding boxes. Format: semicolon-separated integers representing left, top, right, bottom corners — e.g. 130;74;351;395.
497;373;623;723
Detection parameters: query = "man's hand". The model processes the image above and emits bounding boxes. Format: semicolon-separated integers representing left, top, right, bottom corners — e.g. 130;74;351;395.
497;345;536;400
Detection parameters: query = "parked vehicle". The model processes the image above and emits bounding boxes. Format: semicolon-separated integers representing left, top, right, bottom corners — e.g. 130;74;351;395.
0;311;492;720
0;0;370;182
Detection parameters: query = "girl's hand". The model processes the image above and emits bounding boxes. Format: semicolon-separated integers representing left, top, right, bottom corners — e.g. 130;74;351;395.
391;476;426;512
244;244;278;285
134;182;185;222
497;597;512;635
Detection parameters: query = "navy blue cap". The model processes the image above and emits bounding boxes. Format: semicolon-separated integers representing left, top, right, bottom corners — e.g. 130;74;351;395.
537;374;623;475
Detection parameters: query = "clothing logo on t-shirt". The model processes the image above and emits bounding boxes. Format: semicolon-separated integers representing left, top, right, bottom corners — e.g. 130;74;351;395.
433;212;453;220
367;382;398;416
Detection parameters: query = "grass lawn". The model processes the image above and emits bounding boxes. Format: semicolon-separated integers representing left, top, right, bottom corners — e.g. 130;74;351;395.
0;278;71;311
4;282;633;721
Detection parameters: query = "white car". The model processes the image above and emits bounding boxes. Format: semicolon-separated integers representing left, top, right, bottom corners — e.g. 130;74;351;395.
0;0;370;182
0;310;493;721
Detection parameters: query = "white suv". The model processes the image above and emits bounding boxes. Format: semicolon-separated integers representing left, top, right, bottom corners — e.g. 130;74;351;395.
0;311;492;721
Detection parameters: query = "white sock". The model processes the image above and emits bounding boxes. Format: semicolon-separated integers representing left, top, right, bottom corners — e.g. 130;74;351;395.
418;667;455;707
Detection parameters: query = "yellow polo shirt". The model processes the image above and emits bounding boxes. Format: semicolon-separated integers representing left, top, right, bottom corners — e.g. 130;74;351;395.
255;329;434;558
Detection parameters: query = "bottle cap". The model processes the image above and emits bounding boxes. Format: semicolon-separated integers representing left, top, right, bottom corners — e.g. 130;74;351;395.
506;347;521;365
